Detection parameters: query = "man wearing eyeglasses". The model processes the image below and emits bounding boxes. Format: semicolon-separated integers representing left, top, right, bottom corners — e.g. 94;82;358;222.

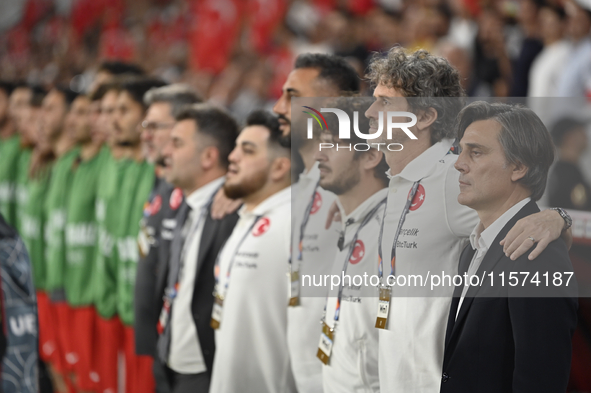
135;84;202;392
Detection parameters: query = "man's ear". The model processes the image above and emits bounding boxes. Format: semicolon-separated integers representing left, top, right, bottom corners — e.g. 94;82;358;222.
416;107;438;132
200;146;220;170
361;149;384;172
270;156;292;182
511;161;528;182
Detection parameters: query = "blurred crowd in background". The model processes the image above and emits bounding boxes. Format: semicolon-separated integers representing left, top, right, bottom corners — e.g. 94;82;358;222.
3;0;591;121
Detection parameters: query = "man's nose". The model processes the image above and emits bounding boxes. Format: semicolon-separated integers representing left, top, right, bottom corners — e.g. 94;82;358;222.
273;95;287;115
454;154;468;173
365;101;378;120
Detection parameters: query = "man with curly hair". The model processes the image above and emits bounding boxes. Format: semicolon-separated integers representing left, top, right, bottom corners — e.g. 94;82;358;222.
365;47;572;392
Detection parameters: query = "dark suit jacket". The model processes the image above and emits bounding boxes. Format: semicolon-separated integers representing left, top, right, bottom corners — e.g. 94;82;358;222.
134;179;179;356
167;199;239;376
441;201;578;393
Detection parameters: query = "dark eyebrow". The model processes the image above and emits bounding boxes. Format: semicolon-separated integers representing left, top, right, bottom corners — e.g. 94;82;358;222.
462;142;488;151
240;141;257;149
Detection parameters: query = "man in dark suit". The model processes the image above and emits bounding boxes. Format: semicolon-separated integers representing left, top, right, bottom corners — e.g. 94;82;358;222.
135;84;202;361
154;103;239;393
441;101;578;393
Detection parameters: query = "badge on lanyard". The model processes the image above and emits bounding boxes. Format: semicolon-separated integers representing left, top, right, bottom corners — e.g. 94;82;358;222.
317;321;335;365
157;286;177;334
137;220;151;258
375;286;391;329
289;270;300;306
211;294;224;330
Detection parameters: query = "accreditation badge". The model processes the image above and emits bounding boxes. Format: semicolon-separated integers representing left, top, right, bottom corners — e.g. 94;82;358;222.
156;299;170;334
138;221;151;258
317;321;334;365
288;271;300;307
375;286;391;329
210;297;224;330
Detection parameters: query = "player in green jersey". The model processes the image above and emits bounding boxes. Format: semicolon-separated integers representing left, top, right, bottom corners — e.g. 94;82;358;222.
40;86;81;391
14;86;46;235
60;93;109;392
91;78;165;393
0;83;30;225
114;78;167;393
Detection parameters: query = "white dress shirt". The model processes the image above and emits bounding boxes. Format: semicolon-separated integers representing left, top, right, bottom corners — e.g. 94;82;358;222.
168;176;225;373
456;197;531;318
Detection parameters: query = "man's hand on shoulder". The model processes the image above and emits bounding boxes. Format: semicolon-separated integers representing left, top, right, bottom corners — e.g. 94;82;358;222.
500;209;571;261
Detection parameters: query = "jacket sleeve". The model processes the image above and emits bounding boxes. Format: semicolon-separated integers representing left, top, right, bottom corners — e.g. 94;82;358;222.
508;241;578;393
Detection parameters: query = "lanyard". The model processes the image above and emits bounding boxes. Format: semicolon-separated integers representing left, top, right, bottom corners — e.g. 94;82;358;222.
213;214;263;299
376;144;455;284
290;178;321;269
376;180;422;284
326;197;387;324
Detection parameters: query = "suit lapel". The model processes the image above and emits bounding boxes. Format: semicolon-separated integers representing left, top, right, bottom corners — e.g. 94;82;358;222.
447;201;540;351
451;245;505;337
196;211;218;275
445;246;475;347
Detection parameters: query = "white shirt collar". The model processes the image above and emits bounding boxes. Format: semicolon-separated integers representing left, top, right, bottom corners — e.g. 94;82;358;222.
336;188;388;248
299;161;320;182
337;188;388;229
185;176;226;211
469;197;531;252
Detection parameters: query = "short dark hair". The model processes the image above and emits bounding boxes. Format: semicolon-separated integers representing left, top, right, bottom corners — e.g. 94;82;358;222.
550;117;586;147
0;81;16;97
30;85;47;107
54;86;79;108
294;53;360;93
367;47;465;144
245;110;291;158
120;78;167;110
90;81;121;102
144;84;203;117
456;101;555;201
98;61;145;76
175;103;239;169
542;4;566;19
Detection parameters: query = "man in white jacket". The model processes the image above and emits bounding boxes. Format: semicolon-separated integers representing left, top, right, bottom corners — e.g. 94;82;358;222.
273;53;360;393
209;110;296;393
313;99;389;393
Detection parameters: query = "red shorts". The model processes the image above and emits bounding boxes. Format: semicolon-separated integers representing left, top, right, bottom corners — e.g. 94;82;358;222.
123;326;155;393
70;306;95;391
92;316;123;393
37;291;56;363
39;295;67;373
54;302;77;374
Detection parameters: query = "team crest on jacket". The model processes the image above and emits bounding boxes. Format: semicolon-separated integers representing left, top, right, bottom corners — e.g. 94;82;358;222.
409;184;426;211
310;192;322;214
252;217;271;237
145;195;162;216
170;188;183;210
349;240;365;264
